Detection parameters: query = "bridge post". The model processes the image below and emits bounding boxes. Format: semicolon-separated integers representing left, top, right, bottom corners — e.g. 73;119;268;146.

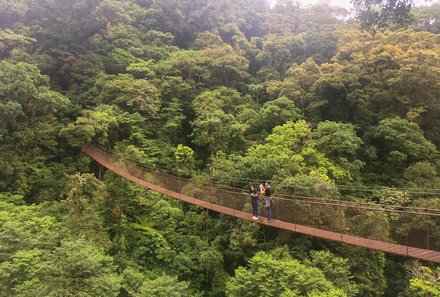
339;200;343;242
425;191;430;249
403;211;410;256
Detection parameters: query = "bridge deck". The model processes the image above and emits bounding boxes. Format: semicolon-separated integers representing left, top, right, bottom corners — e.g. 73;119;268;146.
82;145;440;263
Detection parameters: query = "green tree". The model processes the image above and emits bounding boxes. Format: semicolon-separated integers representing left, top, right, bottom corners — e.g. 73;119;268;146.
105;48;137;74
0;28;36;59
136;275;200;297
306;251;358;297
0;101;24;139
0;201;65;264
127;59;156;79
278;173;339;198
95;74;161;117
95;0;132;38
65;173;112;249
0;200;63;296
226;251;348;297
240;120;346;181
313;121;363;159
192;87;249;154
256;34;305;78
160;97;186;143
279;58;322;114
312;121;364;181
154;50;211;85
31;239;121;297
304;32;338;63
334;247;386;297
403;262;440;297
403;161;440;189
154;46;249;88
193;31;225;50
352;0;413;33
174;144;195;177
373;117;437;180
260;96;302;132
0;61;70;119
60;105;119;147
306;65;374;126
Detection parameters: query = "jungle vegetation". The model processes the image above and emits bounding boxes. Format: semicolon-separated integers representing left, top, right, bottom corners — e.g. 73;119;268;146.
1;0;440;296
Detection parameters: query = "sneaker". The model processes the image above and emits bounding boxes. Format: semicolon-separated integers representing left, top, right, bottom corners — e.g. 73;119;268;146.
252;216;258;220
263;219;269;223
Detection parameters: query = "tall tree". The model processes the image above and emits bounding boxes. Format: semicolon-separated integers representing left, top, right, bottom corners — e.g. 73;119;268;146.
352;0;413;33
226;251;348;297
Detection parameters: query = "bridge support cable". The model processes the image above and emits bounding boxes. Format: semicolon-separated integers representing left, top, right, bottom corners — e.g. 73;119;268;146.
82;145;440;263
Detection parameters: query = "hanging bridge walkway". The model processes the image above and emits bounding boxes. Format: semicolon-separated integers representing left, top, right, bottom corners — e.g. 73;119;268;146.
82;145;440;263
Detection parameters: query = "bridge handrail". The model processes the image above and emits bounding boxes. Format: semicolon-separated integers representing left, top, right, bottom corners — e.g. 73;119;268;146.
88;144;440;217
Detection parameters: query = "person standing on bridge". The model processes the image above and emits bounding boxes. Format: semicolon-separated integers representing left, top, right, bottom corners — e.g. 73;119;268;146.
259;182;265;196
249;185;259;220
263;181;273;223
259;182;265;219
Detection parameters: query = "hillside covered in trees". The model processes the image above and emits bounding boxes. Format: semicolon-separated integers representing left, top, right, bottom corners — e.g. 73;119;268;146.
1;0;440;296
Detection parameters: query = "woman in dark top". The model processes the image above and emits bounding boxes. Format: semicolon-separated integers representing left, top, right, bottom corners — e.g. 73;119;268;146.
249;185;259;220
263;181;273;222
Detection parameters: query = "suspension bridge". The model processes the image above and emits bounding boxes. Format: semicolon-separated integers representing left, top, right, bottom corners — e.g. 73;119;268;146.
82;145;440;263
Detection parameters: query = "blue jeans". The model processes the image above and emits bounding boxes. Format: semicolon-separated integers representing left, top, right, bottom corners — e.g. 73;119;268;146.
266;206;272;220
264;197;272;220
251;199;259;217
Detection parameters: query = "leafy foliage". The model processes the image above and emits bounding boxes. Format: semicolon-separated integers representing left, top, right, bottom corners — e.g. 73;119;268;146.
0;0;439;296
226;251;348;297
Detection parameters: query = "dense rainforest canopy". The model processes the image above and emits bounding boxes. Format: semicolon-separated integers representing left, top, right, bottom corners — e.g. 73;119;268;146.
1;0;440;296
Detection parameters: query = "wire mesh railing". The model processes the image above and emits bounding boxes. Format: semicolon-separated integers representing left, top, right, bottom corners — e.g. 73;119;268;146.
84;145;440;256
